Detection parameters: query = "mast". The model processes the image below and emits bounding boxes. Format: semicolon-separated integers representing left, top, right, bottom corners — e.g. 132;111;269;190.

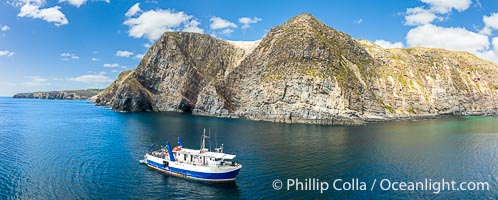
201;128;206;150
201;128;210;152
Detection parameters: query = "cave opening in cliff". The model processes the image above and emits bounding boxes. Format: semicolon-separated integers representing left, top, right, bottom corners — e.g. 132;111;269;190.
179;99;194;113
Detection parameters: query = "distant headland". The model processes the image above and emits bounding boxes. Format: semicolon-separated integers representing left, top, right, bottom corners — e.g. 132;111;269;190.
13;89;102;100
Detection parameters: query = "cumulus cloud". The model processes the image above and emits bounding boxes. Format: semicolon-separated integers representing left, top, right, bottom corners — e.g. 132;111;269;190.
135;54;144;59
69;71;113;83
103;63;126;68
10;0;46;7
420;0;471;14
404;0;471;26
23;76;50;87
0;50;15;56
116;50;134;57
123;7;203;41
399;1;498;64
182;19;204;34
103;63;119;67
91;57;99;61
480;12;498;35
494;37;498;55
125;3;141;17
58;0;86;7
238;17;261;29
60;52;79;60
220;28;233;36
406;24;489;53
405;7;438;26
374;40;404;49
210;16;237;30
406;24;498;63
1;25;10;31
17;3;68;26
354;19;363;24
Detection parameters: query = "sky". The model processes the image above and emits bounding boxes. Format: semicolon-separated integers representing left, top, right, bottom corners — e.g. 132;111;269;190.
1;0;498;96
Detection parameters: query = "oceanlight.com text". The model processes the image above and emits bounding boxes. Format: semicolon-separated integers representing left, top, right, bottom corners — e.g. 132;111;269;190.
272;178;490;194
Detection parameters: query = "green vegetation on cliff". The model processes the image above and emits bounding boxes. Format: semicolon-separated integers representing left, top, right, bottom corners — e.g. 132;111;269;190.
94;13;498;125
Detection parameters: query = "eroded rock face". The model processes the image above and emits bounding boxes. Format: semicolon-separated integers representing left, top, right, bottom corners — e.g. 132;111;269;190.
14;89;102;100
95;32;251;113
358;40;498;117
95;13;498;125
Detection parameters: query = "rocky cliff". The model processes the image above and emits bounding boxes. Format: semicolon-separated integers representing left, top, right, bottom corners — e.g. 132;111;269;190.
14;89;102;100
95;13;498;125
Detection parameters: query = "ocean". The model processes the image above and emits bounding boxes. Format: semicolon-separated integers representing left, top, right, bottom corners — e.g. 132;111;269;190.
0;97;497;199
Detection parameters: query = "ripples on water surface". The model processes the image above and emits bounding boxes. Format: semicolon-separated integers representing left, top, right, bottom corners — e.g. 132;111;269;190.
0;97;497;199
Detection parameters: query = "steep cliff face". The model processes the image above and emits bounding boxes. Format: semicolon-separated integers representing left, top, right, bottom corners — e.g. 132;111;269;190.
358;40;498;116
204;13;384;124
14;89;102;100
95;13;498;125
95;32;253;112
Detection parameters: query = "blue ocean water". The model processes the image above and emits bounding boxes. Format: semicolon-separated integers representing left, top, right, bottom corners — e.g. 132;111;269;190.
0;97;497;199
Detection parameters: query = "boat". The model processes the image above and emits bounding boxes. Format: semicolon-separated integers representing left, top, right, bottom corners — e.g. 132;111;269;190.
140;129;242;182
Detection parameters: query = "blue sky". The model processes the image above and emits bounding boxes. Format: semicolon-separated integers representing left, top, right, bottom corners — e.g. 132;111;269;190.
1;0;498;96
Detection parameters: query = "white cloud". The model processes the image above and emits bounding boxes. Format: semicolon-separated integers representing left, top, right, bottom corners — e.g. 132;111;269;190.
10;0;46;7
210;16;237;30
420;0;471;14
110;69;119;73
144;43;152;48
374;40;404;48
238;17;261;29
182;19;204;34
69;71;113;83
60;52;79;60
406;24;489;53
17;3;68;26
1;25;10;31
404;0;471;26
220;28;233;36
481;13;498;35
91;57;99;61
23;76;50;87
123;8;203;41
405;7;438;26
116;50;134;57
354;19;363;24
103;63;126;68
58;0;86;7
103;63;119;68
125;3;141;17
493;37;498;55
0;50;15;56
135;54;144;59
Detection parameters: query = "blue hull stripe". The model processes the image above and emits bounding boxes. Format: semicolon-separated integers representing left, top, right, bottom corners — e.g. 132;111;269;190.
146;160;240;180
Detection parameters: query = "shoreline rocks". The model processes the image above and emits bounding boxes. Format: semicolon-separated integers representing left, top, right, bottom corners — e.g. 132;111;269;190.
94;13;498;125
13;89;102;100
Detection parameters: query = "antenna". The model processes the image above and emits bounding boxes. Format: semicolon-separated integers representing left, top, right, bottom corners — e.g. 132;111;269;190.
208;128;211;151
215;131;218;149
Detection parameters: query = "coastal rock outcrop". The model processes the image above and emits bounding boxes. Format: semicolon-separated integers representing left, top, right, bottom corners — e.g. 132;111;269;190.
14;89;102;100
94;13;498;125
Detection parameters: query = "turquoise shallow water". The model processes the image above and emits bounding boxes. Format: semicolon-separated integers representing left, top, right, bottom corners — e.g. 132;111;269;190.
0;97;497;199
